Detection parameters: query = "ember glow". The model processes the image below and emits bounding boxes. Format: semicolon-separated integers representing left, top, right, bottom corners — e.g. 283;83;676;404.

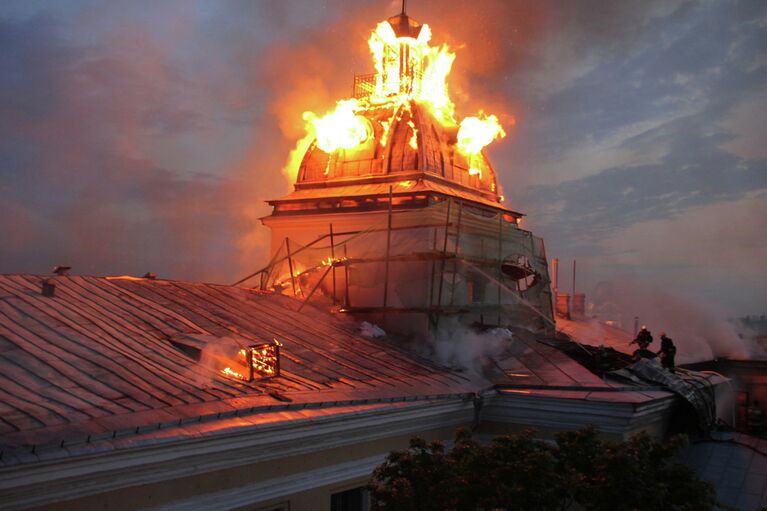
222;366;245;380
297;12;506;168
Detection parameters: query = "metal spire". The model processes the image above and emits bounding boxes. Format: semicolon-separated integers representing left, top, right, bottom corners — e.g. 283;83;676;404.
402;0;406;15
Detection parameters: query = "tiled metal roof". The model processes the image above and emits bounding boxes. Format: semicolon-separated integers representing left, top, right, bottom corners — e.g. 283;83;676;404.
556;317;635;354
0;274;472;450
0;274;699;465
680;432;767;509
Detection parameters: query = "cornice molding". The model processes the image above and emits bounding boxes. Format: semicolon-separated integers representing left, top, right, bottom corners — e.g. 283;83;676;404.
0;399;473;510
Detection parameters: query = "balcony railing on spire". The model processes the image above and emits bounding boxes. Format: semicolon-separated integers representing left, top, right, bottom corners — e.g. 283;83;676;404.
353;73;377;99
352;68;424;100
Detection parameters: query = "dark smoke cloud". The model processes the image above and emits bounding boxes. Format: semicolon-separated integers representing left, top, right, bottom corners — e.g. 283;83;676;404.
0;1;764;318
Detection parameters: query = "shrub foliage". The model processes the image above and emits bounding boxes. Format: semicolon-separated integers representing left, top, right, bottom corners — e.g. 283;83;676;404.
368;426;716;511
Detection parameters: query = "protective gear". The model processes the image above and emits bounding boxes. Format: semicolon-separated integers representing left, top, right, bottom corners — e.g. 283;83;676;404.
657;334;676;372
632;327;653;349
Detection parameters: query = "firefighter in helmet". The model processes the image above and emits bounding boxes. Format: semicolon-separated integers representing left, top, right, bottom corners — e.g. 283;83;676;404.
657;332;676;372
632;325;653;349
631;325;656;361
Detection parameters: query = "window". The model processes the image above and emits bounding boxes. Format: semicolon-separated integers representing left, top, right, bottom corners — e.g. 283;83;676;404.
330;487;369;511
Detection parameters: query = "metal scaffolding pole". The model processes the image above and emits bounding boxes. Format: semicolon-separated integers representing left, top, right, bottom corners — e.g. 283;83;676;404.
449;202;463;306
329;223;337;305
428;226;438;311
343;243;351;308
382;186;394;325
497;214;503;326
434;199;453;330
286;237;298;297
298;265;333;312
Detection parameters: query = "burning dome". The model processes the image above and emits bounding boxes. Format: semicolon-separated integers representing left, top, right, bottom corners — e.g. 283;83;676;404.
259;7;551;340
273;7;512;216
297;99;499;201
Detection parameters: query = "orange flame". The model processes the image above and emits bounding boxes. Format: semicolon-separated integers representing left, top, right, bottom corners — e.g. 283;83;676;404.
297;15;506;159
222;367;245;380
221;342;281;381
303;99;371;153
457;114;506;155
367;21;456;124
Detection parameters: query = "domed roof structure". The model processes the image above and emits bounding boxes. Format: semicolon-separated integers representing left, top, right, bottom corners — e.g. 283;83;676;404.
272;100;517;216
268;7;520;219
299;101;497;194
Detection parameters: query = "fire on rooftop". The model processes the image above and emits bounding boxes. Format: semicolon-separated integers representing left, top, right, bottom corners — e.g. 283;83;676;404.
240;6;553;338
0;4;747;511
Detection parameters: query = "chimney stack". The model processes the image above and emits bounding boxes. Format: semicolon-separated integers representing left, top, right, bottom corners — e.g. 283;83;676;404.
555;292;570;319
570;259;585;318
552;257;571;319
41;279;56;297
571;293;586;317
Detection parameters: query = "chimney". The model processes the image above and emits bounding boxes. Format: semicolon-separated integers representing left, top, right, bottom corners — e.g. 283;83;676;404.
555;292;570;319
572;293;586;317
41;279;56;297
569;259;585;318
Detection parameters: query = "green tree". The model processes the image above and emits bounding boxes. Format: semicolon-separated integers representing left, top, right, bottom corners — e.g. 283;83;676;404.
555;426;716;511
368;426;716;511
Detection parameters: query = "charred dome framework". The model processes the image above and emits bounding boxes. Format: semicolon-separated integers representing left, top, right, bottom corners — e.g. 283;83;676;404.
251;8;554;334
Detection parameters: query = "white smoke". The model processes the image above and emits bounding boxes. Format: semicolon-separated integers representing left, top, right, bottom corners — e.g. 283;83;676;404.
430;318;513;374
170;334;249;386
359;321;387;339
590;278;761;363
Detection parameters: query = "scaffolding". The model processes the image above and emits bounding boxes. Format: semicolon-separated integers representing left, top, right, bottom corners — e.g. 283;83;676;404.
236;198;554;334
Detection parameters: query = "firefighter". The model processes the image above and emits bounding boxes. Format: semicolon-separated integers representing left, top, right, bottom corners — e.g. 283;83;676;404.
657;332;676;372
631;325;653;349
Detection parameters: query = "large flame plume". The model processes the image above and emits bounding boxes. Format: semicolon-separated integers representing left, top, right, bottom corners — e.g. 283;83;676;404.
457;113;506;155
303;99;371;153
295;14;507;170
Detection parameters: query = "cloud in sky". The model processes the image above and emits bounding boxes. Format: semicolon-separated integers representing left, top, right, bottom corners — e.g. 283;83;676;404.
0;0;764;316
510;0;767;316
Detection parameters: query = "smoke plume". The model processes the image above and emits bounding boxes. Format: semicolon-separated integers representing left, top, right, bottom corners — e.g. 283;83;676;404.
590;278;761;363
430;318;513;375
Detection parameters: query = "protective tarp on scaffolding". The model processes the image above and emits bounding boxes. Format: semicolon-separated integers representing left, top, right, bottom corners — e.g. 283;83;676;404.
249;199;554;334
